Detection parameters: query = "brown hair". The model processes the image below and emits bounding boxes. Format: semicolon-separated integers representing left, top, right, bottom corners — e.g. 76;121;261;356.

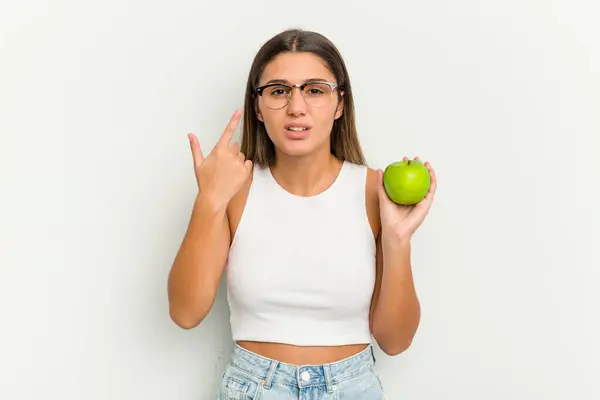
240;29;366;168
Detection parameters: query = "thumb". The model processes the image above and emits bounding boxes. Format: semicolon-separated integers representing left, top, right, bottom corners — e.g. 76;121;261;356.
188;133;205;167
244;159;253;173
376;169;392;205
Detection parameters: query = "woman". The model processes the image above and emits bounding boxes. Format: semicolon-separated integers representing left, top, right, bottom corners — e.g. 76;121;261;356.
168;29;437;399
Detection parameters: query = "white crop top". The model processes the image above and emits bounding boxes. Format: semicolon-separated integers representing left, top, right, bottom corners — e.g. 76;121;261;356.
225;161;377;346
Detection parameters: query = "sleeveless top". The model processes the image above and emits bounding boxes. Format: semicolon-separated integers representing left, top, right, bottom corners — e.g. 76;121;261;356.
225;161;377;346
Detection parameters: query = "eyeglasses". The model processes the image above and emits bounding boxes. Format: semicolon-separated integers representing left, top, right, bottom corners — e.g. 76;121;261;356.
255;81;342;110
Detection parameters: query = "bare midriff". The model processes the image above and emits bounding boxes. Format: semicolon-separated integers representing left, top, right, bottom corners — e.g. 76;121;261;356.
236;341;369;365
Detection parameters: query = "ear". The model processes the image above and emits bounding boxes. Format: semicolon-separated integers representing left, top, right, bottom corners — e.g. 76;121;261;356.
254;101;264;122
334;90;345;120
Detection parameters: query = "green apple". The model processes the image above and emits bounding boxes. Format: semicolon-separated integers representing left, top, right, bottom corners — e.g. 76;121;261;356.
383;159;431;205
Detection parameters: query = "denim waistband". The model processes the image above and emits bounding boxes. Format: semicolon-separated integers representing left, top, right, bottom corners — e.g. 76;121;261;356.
228;343;376;391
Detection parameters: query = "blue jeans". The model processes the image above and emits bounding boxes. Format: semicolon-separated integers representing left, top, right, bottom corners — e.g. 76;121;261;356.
216;343;385;399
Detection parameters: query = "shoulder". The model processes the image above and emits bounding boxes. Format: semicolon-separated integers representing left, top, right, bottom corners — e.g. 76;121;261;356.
226;169;254;245
364;167;381;238
365;167;379;198
343;163;380;237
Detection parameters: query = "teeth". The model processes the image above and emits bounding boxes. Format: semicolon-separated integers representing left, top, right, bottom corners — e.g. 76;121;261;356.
287;127;308;131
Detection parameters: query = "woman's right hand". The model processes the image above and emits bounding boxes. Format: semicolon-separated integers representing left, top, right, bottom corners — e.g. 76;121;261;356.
187;109;252;211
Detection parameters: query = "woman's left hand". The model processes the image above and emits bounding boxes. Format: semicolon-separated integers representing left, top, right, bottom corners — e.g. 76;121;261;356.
376;157;437;242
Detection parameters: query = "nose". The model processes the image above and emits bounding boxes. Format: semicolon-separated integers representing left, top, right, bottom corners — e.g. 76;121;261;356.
286;87;307;116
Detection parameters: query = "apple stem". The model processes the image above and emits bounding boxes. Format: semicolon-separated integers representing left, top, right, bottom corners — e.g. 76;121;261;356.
407;160;411;165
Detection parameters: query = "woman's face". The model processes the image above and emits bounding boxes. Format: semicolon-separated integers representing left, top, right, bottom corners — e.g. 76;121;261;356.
255;52;344;158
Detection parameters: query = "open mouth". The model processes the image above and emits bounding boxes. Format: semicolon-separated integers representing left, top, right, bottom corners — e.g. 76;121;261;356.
284;125;311;139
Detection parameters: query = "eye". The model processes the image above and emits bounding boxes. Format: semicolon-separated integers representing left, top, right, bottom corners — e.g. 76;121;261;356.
304;83;330;97
268;85;289;97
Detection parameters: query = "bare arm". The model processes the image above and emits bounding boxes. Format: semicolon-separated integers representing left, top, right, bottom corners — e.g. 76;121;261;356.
167;108;251;329
370;235;420;355
167;195;230;329
368;159;437;355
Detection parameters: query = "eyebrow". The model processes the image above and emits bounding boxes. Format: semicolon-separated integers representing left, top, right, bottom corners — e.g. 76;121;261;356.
263;78;329;85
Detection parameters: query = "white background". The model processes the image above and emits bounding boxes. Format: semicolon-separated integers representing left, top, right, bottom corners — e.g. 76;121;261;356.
1;0;599;399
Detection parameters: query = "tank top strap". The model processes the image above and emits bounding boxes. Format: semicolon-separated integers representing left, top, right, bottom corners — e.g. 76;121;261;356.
250;164;280;198
332;161;368;199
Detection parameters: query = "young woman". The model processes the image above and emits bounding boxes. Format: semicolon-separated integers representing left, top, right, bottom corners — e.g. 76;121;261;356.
168;29;437;399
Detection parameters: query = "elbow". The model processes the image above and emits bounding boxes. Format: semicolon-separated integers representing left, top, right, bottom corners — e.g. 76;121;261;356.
167;278;215;330
378;338;414;356
373;328;417;356
169;308;202;330
169;305;211;330
372;317;420;356
168;296;212;330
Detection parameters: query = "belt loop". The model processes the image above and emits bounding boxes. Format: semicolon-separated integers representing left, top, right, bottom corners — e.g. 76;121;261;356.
370;345;377;363
323;364;334;394
263;360;278;389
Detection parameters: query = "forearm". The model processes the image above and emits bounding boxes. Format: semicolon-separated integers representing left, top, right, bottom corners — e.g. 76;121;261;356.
168;195;229;328
372;237;421;355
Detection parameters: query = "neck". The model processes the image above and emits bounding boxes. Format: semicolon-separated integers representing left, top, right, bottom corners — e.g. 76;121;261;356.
270;147;342;197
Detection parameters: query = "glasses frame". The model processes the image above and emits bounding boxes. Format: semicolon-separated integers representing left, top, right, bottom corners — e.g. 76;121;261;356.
254;80;342;110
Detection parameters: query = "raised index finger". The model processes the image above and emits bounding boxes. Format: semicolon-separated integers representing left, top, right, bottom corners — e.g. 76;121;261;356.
216;108;243;149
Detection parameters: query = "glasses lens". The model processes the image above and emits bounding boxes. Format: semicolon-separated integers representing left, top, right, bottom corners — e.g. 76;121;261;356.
303;83;333;107
263;85;291;109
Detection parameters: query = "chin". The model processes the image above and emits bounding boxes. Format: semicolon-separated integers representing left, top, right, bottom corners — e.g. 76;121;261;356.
268;127;330;158
276;139;317;157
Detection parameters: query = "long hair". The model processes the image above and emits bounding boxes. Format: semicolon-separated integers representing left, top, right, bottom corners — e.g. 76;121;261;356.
240;29;366;168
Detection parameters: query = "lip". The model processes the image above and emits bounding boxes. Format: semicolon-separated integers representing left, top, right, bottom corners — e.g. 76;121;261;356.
283;122;312;140
284;122;312;130
284;127;311;140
